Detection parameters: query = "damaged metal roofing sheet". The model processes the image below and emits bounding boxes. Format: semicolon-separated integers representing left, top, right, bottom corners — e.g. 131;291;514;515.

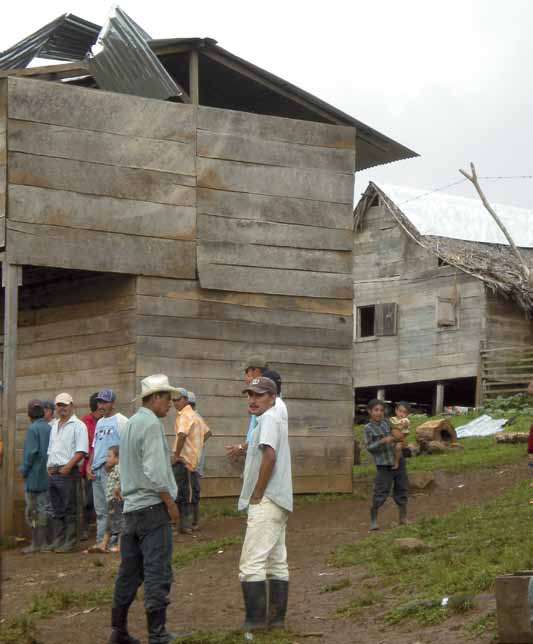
0;13;101;70
87;7;184;101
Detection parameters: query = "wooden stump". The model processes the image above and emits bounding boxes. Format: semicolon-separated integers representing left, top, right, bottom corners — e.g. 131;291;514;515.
416;419;458;445
495;432;529;444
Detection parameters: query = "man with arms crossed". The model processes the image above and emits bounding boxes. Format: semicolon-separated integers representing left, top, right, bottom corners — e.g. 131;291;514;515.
238;376;292;632
108;375;179;644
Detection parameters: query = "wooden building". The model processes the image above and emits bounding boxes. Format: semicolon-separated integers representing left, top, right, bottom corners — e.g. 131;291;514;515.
0;38;415;533
353;182;533;413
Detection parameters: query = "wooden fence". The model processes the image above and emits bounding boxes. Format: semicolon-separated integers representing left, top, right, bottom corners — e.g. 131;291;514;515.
480;344;533;403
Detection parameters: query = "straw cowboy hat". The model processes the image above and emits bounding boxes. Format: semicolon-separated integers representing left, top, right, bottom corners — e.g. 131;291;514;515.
134;374;181;401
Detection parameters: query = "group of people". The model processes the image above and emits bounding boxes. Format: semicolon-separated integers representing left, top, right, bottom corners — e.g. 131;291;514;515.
19;354;294;643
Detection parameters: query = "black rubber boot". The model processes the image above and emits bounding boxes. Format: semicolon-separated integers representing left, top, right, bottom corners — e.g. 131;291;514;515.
241;581;267;632
108;606;140;644
179;505;192;535
191;503;200;531
55;515;78;553
22;526;46;554
398;504;408;525
42;518;66;551
370;507;379;531
268;579;289;628
146;607;176;644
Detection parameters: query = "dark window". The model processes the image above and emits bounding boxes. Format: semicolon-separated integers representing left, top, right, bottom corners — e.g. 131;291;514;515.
359;306;376;337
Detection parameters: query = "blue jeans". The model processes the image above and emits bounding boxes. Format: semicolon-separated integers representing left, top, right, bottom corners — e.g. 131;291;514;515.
112;503;173;613
93;466;109;544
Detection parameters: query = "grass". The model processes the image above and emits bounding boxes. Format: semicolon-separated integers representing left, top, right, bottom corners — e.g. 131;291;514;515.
172;536;242;569
173;630;297;644
335;588;384;618
331;480;533;625
465;612;498;639
320;578;351;594
353;411;531;478
0;536;20;550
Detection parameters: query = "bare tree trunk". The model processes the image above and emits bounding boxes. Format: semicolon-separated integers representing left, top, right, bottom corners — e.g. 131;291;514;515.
460;162;530;280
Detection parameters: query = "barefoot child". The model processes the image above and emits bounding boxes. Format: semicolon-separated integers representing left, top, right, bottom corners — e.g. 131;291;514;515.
389;401;411;470
363;399;409;531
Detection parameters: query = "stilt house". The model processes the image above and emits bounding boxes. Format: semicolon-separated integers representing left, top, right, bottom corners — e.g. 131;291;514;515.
0;22;416;532
353;182;533;413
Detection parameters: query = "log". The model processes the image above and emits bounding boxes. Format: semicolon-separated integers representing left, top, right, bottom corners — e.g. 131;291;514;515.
495;432;529;444
415;419;458;444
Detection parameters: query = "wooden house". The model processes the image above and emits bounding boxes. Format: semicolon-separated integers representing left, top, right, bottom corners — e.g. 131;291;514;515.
0;37;415;532
353;182;533;413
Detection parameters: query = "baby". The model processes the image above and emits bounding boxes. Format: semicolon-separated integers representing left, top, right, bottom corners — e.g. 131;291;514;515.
389;402;411;470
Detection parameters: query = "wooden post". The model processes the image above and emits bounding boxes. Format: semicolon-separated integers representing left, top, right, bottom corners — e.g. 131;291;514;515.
1;262;21;536
189;50;199;105
435;382;445;415
377;388;386;401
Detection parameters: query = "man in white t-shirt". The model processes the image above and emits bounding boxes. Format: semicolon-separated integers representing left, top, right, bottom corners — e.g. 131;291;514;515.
238;377;293;633
87;389;128;552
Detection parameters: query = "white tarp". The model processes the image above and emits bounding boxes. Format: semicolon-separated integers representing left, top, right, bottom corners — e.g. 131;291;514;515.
381;184;533;248
455;414;507;438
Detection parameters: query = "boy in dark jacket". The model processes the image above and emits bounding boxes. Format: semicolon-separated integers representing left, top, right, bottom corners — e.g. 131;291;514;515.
19;399;52;553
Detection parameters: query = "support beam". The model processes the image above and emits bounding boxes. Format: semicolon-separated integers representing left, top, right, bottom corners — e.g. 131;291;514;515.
189;50;199;105
1;262;20;535
435;382;445;415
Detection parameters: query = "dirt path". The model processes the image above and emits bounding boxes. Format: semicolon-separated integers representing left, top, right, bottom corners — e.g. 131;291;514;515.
2;461;528;643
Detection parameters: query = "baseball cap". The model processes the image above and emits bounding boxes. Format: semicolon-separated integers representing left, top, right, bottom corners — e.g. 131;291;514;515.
96;388;116;402
175;388;189;400
242;377;277;396
55;393;73;405
43;400;55;411
187;391;196;404
245;354;268;370
262;370;282;394
27;399;44;415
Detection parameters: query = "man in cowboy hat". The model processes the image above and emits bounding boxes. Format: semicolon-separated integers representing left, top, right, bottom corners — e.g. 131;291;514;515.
109;374;179;644
238;376;292;633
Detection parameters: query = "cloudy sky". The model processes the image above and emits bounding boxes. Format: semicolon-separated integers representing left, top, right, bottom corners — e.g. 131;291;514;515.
2;0;533;209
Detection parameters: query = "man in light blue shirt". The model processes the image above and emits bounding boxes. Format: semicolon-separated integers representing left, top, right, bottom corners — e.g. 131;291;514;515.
238;377;292;634
109;374;179;644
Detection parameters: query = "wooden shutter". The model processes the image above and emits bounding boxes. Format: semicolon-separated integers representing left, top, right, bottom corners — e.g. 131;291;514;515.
436;298;456;326
375;303;398;336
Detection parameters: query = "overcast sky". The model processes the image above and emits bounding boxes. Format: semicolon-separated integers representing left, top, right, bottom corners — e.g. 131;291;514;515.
2;0;533;209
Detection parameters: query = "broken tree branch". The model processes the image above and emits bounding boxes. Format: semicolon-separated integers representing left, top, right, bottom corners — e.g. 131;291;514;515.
460;162;530;280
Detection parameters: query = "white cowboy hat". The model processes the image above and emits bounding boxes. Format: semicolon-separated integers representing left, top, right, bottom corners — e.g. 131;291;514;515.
134;374;181;401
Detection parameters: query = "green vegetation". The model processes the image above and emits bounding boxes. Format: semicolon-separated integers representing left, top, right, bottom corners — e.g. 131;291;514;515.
480;393;533;416
465;612;498;639
353;410;530;478
320;578;351;594
0;536;20;550
172;536;242;569
199;500;241;521
335;588;384;618
331;481;532;625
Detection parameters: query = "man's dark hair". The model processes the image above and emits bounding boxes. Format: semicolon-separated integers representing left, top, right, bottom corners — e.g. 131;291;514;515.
108;445;119;458
89;392;100;413
28;400;45;420
367;398;385;411
396;401;411;413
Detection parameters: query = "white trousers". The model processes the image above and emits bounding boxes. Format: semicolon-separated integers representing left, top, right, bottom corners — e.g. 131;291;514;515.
239;497;289;582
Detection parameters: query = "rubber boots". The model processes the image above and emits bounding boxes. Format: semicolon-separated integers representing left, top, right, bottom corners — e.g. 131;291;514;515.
42;518;66;551
55;515;78;553
268;579;289;628
370;507;379;531
241;581;267;632
146;607;176;644
191;503;200;531
179;505;193;535
108;606;140;644
21;525;46;554
398;504;408;525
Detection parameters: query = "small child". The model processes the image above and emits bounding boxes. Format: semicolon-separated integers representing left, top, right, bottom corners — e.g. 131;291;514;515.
102;445;123;553
389;401;411;471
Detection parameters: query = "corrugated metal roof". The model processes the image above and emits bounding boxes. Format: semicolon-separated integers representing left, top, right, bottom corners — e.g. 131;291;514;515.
87;7;184;101
0;13;100;70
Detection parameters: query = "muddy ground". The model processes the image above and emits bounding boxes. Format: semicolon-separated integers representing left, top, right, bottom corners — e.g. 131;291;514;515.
1;462;529;644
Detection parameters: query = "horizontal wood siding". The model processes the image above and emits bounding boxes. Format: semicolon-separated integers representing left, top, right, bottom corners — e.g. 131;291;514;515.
0;79;6;248
3;272;136;513
353;205;484;387
5;77;197;278
196;105;355;299
136;276;354;495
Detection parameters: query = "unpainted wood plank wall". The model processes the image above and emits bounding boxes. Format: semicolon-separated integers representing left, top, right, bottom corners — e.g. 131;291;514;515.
0;272;136;519
0;79;6;248
353;205;485;387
